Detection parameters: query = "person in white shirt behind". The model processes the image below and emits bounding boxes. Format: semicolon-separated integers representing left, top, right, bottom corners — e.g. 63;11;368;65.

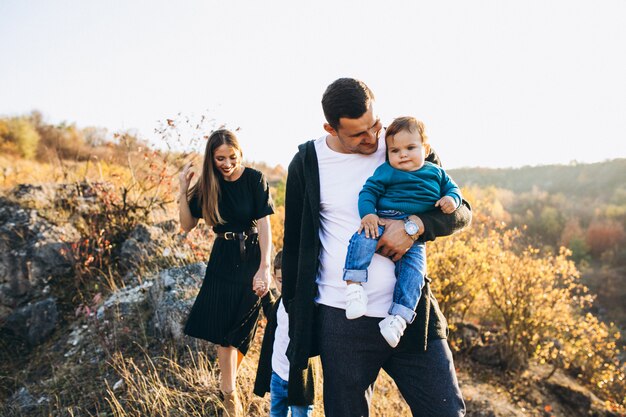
253;250;316;416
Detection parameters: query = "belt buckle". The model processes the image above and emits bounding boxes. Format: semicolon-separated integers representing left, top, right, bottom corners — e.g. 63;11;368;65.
224;232;236;240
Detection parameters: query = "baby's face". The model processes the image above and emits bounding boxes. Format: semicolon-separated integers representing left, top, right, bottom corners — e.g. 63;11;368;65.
386;129;428;172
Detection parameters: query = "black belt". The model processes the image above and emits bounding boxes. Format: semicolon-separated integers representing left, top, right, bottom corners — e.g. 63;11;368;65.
216;227;259;258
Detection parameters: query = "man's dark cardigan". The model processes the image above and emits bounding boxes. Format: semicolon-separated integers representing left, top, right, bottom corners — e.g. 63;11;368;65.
282;140;472;371
253;295;317;405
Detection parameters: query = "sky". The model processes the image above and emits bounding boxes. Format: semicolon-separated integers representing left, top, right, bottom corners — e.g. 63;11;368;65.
1;0;625;169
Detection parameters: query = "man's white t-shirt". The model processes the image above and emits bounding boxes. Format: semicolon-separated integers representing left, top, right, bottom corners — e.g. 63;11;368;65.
314;135;396;318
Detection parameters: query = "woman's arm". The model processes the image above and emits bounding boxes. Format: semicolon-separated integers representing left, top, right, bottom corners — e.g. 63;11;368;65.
179;162;199;232
253;215;272;297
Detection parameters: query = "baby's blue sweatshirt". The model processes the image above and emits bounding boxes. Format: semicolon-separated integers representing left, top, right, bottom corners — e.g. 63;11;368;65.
358;161;462;218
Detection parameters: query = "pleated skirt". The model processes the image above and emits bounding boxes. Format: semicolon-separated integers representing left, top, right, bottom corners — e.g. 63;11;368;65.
184;275;263;355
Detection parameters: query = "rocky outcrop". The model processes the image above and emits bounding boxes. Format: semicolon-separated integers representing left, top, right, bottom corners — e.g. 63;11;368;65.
3;298;58;346
118;220;196;273
63;262;208;360
0;196;78;326
119;223;172;270
543;371;622;417
148;262;204;344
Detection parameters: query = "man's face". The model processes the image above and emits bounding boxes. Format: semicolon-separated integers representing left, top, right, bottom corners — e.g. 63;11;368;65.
325;102;382;155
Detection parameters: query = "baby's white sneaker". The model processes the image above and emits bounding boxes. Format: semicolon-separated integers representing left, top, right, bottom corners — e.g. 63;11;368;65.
345;283;368;319
379;315;407;347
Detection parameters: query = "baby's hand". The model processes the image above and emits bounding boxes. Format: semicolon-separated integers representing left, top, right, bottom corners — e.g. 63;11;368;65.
358;214;383;239
435;196;457;214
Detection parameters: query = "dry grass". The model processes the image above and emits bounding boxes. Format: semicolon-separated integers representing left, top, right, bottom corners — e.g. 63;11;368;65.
104;334;413;417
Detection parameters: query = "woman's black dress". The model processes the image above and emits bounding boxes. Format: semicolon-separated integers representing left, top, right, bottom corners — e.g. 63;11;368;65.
184;167;274;355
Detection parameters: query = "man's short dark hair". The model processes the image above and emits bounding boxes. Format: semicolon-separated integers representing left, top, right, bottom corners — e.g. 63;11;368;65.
321;78;375;129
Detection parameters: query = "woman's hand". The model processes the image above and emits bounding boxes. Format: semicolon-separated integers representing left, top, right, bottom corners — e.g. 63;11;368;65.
253;263;271;297
179;162;195;194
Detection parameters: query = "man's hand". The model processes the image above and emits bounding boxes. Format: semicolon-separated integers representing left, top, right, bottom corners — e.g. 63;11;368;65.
358;214;383;238
376;215;424;261
435;196;457;214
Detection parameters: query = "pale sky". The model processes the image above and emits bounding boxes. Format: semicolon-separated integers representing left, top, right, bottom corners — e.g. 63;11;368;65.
1;0;625;169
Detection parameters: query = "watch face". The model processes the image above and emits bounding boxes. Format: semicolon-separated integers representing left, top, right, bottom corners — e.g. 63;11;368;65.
405;221;419;235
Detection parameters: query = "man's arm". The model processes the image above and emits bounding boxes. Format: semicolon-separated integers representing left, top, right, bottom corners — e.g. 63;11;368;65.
417;200;472;241
281;152;305;312
377;201;472;261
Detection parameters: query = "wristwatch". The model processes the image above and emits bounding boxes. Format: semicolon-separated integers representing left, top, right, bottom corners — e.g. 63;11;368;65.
404;217;420;241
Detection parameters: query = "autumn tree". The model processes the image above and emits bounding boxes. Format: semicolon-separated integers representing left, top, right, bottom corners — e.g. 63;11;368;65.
586;220;625;258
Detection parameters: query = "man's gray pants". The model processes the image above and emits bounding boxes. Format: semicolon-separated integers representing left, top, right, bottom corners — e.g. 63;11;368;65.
317;304;466;417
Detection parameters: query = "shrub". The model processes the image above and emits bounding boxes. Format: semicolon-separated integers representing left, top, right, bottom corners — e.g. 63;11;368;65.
428;208;625;406
0;117;41;159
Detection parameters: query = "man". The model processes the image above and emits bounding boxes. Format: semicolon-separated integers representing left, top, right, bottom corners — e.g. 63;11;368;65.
282;78;470;417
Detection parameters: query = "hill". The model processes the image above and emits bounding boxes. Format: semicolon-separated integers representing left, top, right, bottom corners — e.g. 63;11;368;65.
450;159;626;200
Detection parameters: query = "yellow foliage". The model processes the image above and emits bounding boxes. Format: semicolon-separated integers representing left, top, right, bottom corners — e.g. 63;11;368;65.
428;208;624;405
270;205;285;253
1;117;41;159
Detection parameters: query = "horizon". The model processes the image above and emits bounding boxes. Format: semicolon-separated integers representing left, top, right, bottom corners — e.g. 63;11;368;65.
2;108;624;171
2;1;625;170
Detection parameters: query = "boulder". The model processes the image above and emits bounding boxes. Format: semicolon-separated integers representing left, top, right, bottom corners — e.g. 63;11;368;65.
119;223;174;271
3;298;58;346
544;373;621;417
148;262;205;344
470;344;503;367
0;196;78;319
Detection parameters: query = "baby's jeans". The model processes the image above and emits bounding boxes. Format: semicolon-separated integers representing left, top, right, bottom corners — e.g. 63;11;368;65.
343;210;426;323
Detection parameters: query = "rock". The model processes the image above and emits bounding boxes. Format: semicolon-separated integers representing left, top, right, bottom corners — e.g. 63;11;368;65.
547;381;591;411
88;262;207;354
0;196;79;320
544;374;619;417
452;322;483;353
112;379;125;392
119;223;172;270
156;219;179;234
3;298;58;346
9;184;57;209
148;262;205;344
470;344;502;367
7;387;37;412
96;280;154;321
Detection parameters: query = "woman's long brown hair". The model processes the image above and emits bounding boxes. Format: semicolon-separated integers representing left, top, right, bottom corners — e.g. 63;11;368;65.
187;129;242;226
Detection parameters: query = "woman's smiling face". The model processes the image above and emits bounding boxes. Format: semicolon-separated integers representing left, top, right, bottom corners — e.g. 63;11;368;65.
213;144;242;179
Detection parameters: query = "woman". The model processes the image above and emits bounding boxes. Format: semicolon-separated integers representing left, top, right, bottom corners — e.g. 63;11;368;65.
179;129;274;417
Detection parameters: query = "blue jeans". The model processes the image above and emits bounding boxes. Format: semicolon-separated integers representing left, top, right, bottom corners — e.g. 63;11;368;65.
270;371;314;417
343;210;426;323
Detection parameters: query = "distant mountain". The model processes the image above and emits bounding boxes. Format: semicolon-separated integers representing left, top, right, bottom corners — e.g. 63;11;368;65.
449;159;626;199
